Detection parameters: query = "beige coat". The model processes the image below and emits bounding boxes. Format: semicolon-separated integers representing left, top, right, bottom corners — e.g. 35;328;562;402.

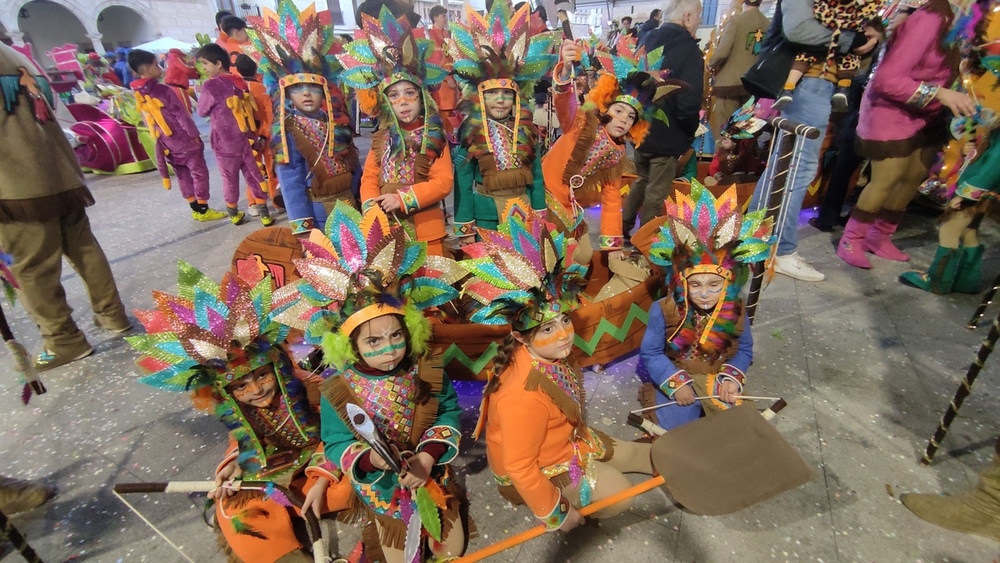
709;8;771;96
0;43;92;222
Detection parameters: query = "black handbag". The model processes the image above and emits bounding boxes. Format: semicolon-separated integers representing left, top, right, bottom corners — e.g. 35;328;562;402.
741;38;798;100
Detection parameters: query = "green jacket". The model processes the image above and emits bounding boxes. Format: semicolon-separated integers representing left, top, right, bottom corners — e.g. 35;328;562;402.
453;145;546;232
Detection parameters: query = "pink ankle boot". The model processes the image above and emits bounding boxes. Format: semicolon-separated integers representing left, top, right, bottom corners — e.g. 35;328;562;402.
864;215;909;262
837;216;872;269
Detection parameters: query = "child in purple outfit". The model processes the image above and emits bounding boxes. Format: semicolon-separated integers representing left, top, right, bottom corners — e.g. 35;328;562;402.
128;50;227;222
195;43;273;226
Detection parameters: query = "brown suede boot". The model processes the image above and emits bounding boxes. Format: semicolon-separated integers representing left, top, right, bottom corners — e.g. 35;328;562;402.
0;476;56;514
901;446;1000;542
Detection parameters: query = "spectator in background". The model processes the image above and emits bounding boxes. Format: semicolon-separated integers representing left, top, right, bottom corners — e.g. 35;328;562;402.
219;16;251;68
213;10;234;43
638;9;663;47
113;48;133;88
707;0;768;144
747;0;877;282
426;4;461;138
0;42;132;372
624;0;704;236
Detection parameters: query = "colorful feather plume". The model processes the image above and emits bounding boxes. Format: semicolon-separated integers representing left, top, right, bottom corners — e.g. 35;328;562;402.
447;0;560;88
126;261;292;392
0;246;17;305
273;202;464;367
336;7;445;92
722;96;766;139
246;0;342;96
649;181;773;281
459;204;589;330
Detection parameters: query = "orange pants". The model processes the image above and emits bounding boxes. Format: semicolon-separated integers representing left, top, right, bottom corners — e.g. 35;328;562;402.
216;473;353;563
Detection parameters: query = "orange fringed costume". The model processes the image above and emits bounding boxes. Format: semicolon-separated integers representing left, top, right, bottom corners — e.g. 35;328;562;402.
481;346;613;526
360;135;452;256
542;63;626;251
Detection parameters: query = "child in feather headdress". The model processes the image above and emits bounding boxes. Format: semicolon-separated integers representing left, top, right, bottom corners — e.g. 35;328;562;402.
126;263;353;563
460;207;654;533
337;7;453;256
636;182;773;431
544;38;679;264
246;0;360;236
448;0;559;243
274;203;469;562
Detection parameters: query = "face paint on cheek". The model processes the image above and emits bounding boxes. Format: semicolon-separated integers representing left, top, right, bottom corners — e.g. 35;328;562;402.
532;328;572;349
361;340;407;358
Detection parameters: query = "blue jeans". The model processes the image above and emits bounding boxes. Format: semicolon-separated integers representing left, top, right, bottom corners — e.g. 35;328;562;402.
750;78;833;256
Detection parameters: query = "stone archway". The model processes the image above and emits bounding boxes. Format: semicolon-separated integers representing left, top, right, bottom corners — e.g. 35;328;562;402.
17;0;90;64
97;4;151;50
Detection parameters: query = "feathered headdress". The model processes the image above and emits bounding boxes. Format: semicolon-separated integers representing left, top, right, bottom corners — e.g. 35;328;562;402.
448;0;559;182
126;261;292;392
586;41;681;145
126;262;315;478
459;205;589;330
449;0;560;94
336;7;446;119
273;203;464;369
246;0;344;163
722;96;766;139
647;182;772;346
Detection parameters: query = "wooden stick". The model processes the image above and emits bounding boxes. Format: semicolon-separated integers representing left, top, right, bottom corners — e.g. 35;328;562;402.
0;507;43;563
454;476;666;563
967;269;1000;329
922;305;1000;465
630;395;782;415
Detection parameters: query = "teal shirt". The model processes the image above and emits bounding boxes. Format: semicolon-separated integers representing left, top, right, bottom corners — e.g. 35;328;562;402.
957;129;1000;201
319;360;461;519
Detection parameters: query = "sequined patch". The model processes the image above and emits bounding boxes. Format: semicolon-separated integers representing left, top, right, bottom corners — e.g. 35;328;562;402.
579;127;624;179
344;365;418;446
487;119;518;171
532;358;582;406
380;127;423;185
293;115;351;177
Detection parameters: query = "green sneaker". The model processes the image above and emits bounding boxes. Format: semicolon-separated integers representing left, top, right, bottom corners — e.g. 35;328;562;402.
227;208;246;225
256;204;274;226
191;208;227;222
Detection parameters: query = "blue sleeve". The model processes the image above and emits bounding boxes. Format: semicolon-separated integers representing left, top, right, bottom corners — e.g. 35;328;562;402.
725;314;753;374
639;301;680;388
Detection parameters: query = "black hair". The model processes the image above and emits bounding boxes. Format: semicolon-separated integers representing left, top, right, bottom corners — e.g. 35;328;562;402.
215;10;233;27
196;43;230;70
221;15;247;34
429;5;446;18
651;8;662;18
127;49;157;74
235;53;257;79
622;16;633;24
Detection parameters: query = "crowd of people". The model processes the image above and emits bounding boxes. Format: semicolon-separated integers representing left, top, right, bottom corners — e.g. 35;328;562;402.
0;0;998;559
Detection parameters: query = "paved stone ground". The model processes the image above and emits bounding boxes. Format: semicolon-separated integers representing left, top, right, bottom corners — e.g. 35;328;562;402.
2;124;1000;562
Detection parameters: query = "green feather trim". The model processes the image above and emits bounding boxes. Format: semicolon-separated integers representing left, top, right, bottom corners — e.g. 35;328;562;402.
415;486;442;542
404;302;432;357
321;330;356;371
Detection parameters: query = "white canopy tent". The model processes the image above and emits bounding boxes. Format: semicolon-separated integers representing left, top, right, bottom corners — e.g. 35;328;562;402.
131;37;197;53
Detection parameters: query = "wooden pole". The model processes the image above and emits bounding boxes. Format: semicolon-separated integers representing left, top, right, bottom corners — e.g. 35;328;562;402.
454;476;666;563
0;508;43;563
922;305;1000;464
966;270;1000;329
745;117;821;324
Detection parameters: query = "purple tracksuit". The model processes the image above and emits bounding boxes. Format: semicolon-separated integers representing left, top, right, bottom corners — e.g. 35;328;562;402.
132;77;210;202
197;74;266;206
